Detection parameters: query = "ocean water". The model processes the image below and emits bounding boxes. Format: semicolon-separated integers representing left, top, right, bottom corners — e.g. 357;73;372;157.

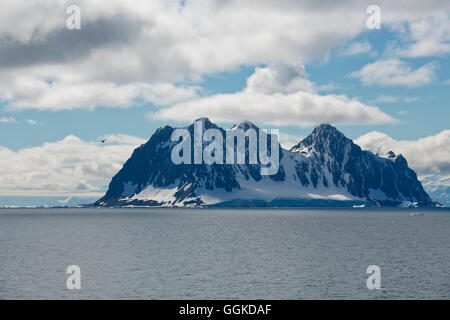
0;208;449;300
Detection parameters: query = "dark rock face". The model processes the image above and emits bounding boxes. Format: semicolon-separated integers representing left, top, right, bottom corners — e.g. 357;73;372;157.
291;124;431;206
99;121;241;206
94;120;434;207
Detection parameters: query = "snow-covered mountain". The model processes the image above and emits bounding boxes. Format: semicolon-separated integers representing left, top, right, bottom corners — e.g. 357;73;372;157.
420;174;450;207
94;119;436;208
0;196;98;208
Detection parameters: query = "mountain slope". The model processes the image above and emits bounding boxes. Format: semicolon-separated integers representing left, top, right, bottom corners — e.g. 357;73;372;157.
420;174;450;207
94;119;435;207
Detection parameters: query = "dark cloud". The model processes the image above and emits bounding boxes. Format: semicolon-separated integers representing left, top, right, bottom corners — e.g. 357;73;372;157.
0;15;142;69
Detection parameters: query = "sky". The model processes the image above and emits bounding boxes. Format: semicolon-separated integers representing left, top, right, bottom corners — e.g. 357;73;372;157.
0;0;449;198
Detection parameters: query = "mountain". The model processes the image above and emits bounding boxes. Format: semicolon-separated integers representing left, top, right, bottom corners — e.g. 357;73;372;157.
94;119;436;208
420;174;450;207
0;196;98;208
425;185;450;207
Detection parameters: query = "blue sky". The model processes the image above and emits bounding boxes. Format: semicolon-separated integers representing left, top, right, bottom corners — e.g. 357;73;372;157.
0;0;449;197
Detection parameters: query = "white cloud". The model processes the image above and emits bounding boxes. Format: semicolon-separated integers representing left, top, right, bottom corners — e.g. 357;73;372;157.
150;90;397;127
0;117;16;123
339;41;372;56
0;0;370;110
393;13;450;58
279;132;303;149
245;63;316;95
0;77;200;111
150;65;397;127
0;134;145;196
1;1;449;110
355;130;450;175
351;59;437;87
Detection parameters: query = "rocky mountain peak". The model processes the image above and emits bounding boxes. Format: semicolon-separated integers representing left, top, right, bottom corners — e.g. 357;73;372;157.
387;151;396;158
187;117;220;131
290;123;351;156
308;123;348;144
232;120;260;131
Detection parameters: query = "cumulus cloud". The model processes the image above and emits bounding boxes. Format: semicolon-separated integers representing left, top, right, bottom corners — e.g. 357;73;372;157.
0;134;145;196
392;12;450;58
351;59;438;87
355;130;450;175
0;0;370;76
151;91;397;126
0;0;367;110
245;64;316;95
0;76;200;111
149;65;397;126
1;0;449;110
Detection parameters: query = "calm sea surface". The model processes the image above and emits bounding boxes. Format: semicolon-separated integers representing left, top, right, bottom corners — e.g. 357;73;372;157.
0;208;449;299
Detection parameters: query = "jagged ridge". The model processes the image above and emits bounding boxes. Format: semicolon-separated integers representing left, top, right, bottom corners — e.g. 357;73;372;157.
94;119;435;208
